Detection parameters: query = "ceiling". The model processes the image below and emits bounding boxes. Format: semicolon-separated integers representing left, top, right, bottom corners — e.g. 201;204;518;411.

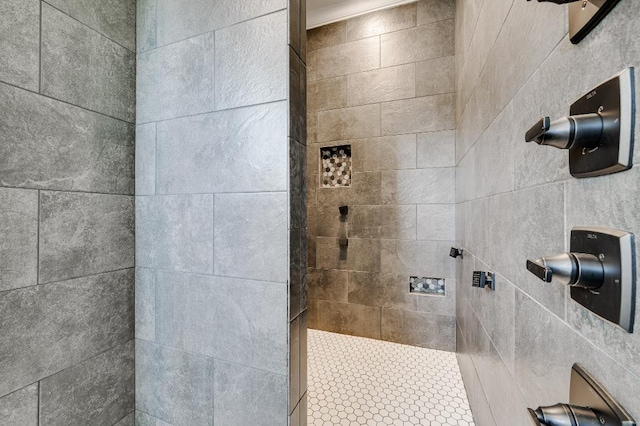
307;0;418;29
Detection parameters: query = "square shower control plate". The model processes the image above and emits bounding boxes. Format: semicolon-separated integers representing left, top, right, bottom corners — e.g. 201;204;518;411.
568;68;634;178
570;227;636;332
569;0;622;44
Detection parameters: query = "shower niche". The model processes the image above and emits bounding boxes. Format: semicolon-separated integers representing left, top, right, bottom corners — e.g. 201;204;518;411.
320;145;352;188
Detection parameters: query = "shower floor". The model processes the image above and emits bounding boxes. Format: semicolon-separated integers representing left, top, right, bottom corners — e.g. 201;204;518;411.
307;330;474;426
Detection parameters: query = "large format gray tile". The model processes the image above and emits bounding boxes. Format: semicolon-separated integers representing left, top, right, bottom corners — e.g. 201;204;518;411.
0;188;38;292
416;55;454;97
290;139;307;230
417;0;455;26
45;0;136;51
136;0;156;52
156;102;287;194
381;93;454;135
416;130;455;168
0;269;134;398
39;341;134;426
381;168;455;204
316;238;381;273
307;268;348;302
0;82;134;195
381;309;455;351
113;413;134;426
381;240;455;278
157;0;286;47
315;300;381;339
381;19;454;67
349;205;417;240
214;192;288;282
136;32;215;123
214;361;287;426
289;316;300;414
316;171;381;206
39;192;134;283
307;76;347;113
0;384;38;426
348;271;416;311
315;36;380;80
155;271;288;375
135;268;156;342
136;123;156;196
347;3;417;41
307;21;346;52
136;195;214;274
317;104;380;142
417;204;455;241
289;48;307;145
0;0;39;91
41;4;135;122
350;135;418;172
136;340;214;426
215;11;288;110
347;64;416;106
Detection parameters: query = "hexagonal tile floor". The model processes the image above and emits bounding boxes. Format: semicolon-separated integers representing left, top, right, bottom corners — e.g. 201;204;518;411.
307;330;475;426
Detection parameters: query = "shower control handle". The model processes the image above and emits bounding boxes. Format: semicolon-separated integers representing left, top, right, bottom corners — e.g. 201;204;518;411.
528;404;603;426
526;252;604;290
526;113;603;150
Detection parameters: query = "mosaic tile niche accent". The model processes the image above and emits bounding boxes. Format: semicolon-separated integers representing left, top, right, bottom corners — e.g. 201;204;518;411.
410;276;446;295
321;145;352;188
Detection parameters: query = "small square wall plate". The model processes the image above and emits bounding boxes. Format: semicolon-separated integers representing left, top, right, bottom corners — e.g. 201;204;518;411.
569;0;622;44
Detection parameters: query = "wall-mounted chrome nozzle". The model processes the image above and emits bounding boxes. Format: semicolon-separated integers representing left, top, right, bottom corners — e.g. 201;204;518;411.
525;113;603;150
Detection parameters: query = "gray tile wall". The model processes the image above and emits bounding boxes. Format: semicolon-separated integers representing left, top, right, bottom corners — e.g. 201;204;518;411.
135;0;307;424
455;0;640;423
0;0;135;424
307;0;457;351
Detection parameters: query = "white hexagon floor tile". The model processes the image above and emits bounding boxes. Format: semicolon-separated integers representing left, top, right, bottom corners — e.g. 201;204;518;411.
307;330;475;426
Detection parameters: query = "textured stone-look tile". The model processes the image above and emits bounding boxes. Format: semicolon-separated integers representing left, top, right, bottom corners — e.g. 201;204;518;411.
39;192;134;283
317;104;380;142
381;168;455;204
0;189;38;292
41;4;135;122
381;240;455;278
216;11;288;110
307;21;346;52
214;361;287;426
417;0;455;26
136;123;156;196
299;311;308;400
113;413;134;426
348;271;416;311
316;171;381;206
351;135;417;171
347;3;417;41
155;271;287;374
214;192;288;282
416;279;455;317
347;64;416;106
349;205;417;240
417;204;455;240
0;269;133;397
136;340;214;425
381;19;453;67
308;268;348;302
39;341;134;426
289;48;307;144
0;384;38;426
290;229;303;320
157;0;286;46
316;238;381;273
134;411;166;426
290;140;307;230
156;102;287;194
315;37;380;80
136;195;213;274
315;300;381;339
46;0;136;51
137;0;156;52
137;32;215;123
308;76;346;113
0;0;39;91
416;55;454;96
135;268;156;342
381;309;455;351
381;93;454;135
0;83;134;194
416;130;455;168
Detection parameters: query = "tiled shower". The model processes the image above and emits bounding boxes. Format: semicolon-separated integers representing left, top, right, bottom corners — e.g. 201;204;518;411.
1;0;640;425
